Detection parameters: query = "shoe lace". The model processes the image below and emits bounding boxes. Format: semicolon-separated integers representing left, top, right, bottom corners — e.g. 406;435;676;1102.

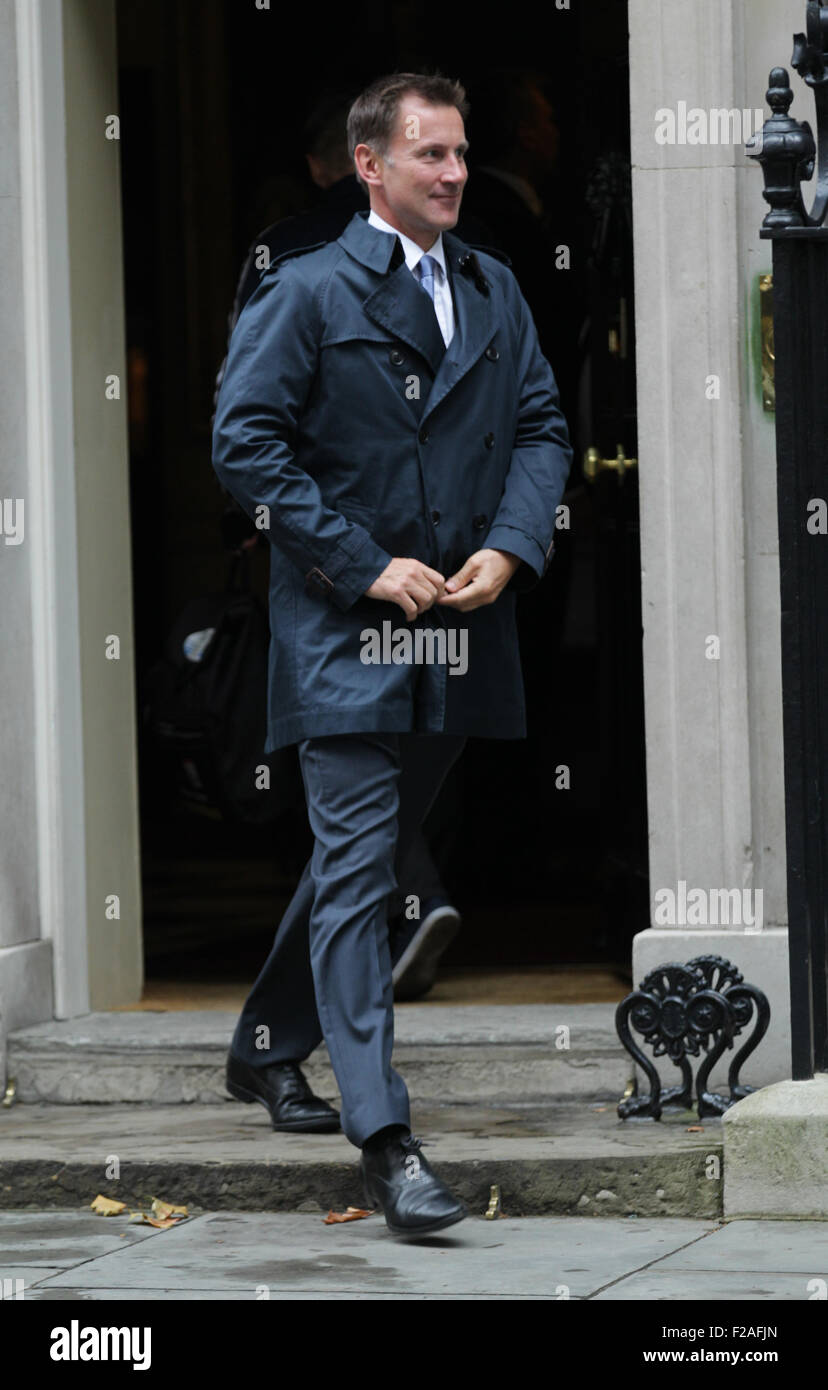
400;1133;425;1154
281;1077;307;1101
268;1064;309;1101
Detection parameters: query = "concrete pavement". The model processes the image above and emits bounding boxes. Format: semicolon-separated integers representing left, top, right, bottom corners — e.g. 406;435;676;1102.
1;1210;826;1300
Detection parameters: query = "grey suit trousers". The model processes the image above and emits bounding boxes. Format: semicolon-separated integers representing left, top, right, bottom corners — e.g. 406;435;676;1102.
230;731;466;1147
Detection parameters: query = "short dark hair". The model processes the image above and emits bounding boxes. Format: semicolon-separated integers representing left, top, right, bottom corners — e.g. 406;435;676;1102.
347;72;470;193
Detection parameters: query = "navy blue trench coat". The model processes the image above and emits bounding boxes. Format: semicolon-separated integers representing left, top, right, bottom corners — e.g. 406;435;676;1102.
212;210;572;753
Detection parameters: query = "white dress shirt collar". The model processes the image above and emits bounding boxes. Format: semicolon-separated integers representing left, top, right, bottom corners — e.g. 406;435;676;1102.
367;207;447;277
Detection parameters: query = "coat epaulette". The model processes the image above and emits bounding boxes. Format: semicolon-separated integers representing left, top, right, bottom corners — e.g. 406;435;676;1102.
464;243;513;268
261;240;329;278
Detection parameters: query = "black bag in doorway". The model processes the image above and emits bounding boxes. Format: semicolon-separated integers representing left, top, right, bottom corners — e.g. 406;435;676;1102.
142;549;299;823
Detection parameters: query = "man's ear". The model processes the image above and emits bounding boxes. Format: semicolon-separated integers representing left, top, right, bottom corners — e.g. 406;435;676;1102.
354;143;382;188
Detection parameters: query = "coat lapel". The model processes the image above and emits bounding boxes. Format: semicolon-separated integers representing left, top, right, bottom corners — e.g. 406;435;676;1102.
421;237;497;422
362;262;447;377
336;212;497;410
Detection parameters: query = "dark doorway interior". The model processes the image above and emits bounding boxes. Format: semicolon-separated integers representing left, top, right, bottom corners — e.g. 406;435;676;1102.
117;0;646;992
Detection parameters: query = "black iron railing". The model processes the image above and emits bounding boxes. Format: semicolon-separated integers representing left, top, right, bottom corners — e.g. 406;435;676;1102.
748;2;828;1079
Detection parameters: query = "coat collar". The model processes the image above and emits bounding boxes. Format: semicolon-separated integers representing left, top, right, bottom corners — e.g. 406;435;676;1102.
338;208;405;274
337;211;498;421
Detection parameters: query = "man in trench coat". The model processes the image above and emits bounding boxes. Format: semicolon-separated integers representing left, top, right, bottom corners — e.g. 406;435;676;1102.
212;72;572;1237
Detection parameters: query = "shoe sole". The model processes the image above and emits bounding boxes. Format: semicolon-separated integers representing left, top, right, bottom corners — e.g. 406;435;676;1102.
227;1077;341;1133
362;1177;468;1238
392;907;461;1000
383;1207;468;1238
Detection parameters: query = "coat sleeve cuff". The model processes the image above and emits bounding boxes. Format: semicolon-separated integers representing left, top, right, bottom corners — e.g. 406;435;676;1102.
311;530;393;613
483;524;549;593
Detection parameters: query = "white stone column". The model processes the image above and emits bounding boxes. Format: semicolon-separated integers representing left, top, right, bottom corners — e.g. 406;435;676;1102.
0;0;142;1081
628;0;805;1088
60;0;143;1012
0;0;59;1074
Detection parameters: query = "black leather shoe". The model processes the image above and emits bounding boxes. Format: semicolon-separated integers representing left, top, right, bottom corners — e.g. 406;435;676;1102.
226;1052;340;1133
361;1132;467;1237
391;898;461;1001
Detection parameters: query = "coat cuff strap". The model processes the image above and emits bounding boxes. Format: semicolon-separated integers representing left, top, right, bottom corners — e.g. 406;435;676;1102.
306;530;393;613
483;523;549;591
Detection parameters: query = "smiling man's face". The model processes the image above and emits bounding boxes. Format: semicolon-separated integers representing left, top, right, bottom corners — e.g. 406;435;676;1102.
355;96;468;250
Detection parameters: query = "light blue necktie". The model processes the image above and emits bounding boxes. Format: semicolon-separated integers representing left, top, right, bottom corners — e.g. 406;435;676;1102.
416;253;437;302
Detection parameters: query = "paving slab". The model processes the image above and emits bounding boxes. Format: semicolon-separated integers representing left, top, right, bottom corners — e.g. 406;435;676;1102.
0;1210;164;1267
651;1218;828;1272
593;1219;828;1299
5;1211;823;1300
1;1210;719;1299
0;1100;723;1217
21;1286;260;1301
22;1288;551;1300
0;1267;63;1289
594;1271;824;1300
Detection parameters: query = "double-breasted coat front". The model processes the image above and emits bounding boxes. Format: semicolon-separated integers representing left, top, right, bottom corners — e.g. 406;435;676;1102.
212;209;573;753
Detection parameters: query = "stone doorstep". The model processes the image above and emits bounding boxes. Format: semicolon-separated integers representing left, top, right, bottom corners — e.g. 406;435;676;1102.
0;1101;723;1219
8;1049;634;1106
6;1005;636;1106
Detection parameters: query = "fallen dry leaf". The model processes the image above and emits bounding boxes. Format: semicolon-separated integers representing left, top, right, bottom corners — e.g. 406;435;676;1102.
323;1206;373;1224
151;1197;188;1219
686;1125;704;1132
124;1198;189;1230
90;1195;126;1216
128;1212;181;1229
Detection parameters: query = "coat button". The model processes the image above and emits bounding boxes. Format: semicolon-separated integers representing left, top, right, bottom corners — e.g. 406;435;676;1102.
419;426;430;444
484;432;495;449
472;513;487;530
485;345;499;361
431;509;441;524
389;348;404;365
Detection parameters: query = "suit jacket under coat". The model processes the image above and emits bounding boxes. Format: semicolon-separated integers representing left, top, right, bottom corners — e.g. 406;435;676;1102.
212;209;573;753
